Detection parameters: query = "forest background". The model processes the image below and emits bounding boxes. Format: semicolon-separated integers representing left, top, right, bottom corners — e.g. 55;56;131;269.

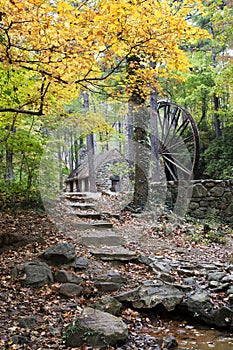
0;0;232;210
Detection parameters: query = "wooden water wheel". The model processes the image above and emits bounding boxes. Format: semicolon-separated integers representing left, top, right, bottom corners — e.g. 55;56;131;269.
157;101;200;181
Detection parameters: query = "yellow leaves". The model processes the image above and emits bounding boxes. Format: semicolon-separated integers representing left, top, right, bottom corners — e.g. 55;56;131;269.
0;0;211;107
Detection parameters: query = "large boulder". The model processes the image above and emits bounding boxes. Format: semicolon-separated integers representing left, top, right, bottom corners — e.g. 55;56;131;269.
64;307;128;348
23;261;53;287
41;242;76;265
181;290;233;329
116;281;184;311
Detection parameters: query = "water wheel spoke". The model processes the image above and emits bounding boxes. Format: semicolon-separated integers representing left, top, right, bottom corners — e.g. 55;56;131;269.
175;118;189;138
165;134;194;153
162;154;191;175
163;159;178;181
157;108;167;141
163;109;182;148
163;117;189;149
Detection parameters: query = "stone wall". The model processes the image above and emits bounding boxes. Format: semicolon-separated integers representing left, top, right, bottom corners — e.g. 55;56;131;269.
166;179;233;222
95;160;130;193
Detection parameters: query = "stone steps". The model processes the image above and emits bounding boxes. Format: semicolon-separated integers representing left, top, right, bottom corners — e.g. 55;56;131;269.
66;203;96;210
74;212;102;220
74;222;114;230
80;230;122;247
65;196;95;203
62;192;137;262
63;192;101;199
89;246;138;261
63;191;101;220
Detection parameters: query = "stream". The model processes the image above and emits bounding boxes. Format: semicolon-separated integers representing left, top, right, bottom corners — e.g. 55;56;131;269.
148;314;233;349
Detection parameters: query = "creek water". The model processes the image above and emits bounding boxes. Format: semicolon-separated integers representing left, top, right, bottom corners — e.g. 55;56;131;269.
148;316;233;349
169;324;233;349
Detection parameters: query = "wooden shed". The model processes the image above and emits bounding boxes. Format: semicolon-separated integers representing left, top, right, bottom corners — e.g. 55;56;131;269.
65;148;128;193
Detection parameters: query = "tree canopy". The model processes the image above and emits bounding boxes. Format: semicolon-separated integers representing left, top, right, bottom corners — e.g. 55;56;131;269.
0;0;208;114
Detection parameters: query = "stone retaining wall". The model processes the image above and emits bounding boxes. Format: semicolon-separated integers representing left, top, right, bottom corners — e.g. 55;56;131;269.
167;179;233;222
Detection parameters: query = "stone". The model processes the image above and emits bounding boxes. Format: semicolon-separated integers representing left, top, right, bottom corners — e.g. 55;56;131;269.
200;200;207;207
183;290;210;314
11;335;28;345
163;335;178;349
74;256;89;269
138;255;155;266
96;270;126;284
81;230;122;247
209;186;225;197
23;261;53;287
94;270;126;292
204;307;233;329
0;232;30;250
227;286;233;295
116;283;184;311
159;272;175;283
134;284;184;311
198;263;217;270
89;246;138;261
18;317;37;329
95;281;122;292
222;274;233;283
93;296;122;315
64;307;128;348
192;209;206;219
151;260;172;274
41;242;76;264
189;202;199;210
209;280;219;288
60;283;83;297
177;268;195;277
75;222;113;230
181;291;233;329
55;270;83;284
183;277;196;285
211;283;230;293
208;271;226;281
204;181;215;188
115;288;140;303
192;184;208;198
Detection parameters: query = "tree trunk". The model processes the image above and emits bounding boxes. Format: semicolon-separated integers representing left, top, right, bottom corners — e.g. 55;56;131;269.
150;90;161;182
210;22;221;138
126;101;134;178
130;97;149;211
83;91;97;192
6;145;14;181
214;93;221;138
124;55;150;211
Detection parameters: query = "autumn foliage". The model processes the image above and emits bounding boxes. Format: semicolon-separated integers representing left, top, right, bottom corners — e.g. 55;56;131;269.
0;0;208;112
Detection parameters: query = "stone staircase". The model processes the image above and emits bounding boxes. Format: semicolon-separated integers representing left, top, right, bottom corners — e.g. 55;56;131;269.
63;192;103;220
63;192;137;261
